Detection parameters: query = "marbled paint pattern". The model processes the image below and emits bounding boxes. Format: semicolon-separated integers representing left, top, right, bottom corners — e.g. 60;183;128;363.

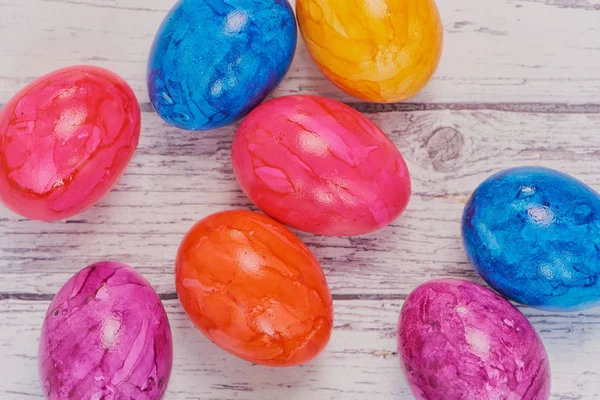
463;167;600;311
147;0;297;131
398;279;551;400
39;261;173;400
175;210;333;366
232;95;411;236
0;66;140;221
296;0;443;103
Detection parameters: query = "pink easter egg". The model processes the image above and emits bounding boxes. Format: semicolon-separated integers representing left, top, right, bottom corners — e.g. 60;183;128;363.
232;95;411;236
0;65;140;221
39;261;173;399
398;279;551;400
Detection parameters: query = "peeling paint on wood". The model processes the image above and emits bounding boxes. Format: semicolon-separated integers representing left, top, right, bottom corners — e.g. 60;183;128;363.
1;0;600;399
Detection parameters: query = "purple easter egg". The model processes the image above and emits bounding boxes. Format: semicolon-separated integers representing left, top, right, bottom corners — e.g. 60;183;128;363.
398;279;551;400
39;261;173;399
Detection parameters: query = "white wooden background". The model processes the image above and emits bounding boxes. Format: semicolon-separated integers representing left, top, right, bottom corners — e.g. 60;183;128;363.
1;0;600;399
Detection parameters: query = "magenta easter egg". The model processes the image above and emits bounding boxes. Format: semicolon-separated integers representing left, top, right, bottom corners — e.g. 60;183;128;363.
232;95;411;236
0;65;140;221
398;279;551;400
39;262;173;399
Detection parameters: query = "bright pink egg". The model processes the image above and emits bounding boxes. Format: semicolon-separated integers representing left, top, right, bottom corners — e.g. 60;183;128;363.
232;95;411;236
0;65;140;221
398;279;551;400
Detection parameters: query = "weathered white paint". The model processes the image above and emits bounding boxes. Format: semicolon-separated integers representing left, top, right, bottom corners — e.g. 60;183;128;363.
1;0;600;399
3;300;600;400
0;0;599;103
2;109;600;297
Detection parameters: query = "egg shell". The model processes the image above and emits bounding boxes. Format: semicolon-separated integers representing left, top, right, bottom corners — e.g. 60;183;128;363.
462;166;600;311
175;210;333;366
39;261;173;399
0;65;140;221
232;95;411;236
398;279;551;400
147;0;297;131
296;0;443;103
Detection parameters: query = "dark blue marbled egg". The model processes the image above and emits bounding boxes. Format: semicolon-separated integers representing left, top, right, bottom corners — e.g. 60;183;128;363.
462;166;600;311
147;0;297;131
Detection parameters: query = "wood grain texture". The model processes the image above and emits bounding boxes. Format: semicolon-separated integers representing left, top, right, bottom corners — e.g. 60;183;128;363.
2;300;600;400
0;0;599;103
2;109;600;297
1;0;600;399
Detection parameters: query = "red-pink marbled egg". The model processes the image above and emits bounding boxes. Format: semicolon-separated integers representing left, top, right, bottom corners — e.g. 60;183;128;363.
0;65;140;221
232;95;411;236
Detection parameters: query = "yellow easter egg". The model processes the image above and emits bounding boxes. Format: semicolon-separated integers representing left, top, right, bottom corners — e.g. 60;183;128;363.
296;0;443;103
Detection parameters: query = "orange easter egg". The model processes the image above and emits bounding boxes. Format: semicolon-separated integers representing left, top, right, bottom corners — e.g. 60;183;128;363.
296;0;443;103
175;210;333;366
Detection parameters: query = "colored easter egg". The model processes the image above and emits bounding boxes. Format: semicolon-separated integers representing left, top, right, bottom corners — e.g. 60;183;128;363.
462;166;600;311
296;0;443;103
232;95;411;236
39;261;173;399
398;279;551;400
147;0;297;131
175;210;333;366
0;65;140;221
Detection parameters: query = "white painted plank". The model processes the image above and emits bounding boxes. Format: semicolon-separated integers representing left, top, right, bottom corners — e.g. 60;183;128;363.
0;0;599;103
1;1;600;399
1;299;599;400
1;109;600;296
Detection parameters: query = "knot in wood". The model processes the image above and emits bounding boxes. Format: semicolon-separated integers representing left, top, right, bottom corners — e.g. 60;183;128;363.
426;127;464;171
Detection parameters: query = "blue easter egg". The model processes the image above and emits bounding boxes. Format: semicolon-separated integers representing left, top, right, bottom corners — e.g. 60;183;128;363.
462;166;600;311
147;0;297;131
